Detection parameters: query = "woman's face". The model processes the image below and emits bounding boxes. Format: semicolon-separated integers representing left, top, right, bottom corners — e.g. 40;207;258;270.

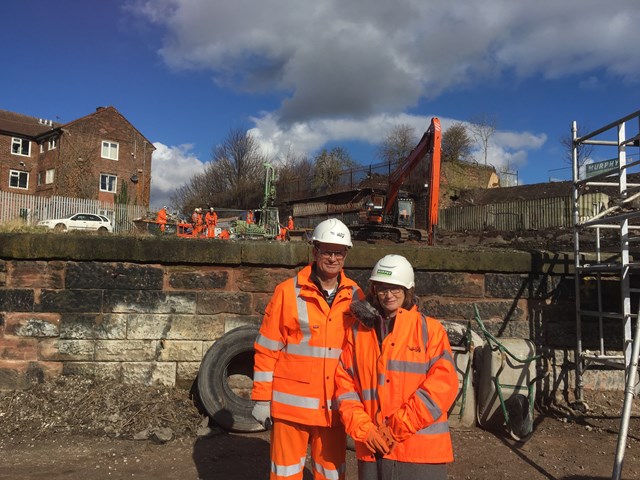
374;282;406;317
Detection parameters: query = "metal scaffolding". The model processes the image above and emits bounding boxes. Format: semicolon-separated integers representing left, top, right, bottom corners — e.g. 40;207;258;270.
572;109;640;480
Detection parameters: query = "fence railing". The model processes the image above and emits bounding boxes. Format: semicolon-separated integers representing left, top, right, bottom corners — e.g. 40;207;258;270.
0;191;147;233
438;192;609;232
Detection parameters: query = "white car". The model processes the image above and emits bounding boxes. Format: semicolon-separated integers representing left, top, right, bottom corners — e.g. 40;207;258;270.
38;213;113;233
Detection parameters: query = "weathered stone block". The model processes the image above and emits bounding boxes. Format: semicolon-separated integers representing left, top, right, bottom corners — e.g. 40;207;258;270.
485;273;565;299
168;268;229;290
126;314;225;340
236;267;296;293
38;289;103;313
103;291;196;314
0;360;62;390
121;362;177;387
224;314;262;333
6;313;60;337
8;260;64;289
157;340;202;361
415;272;483;297
0;337;38;360
196;292;253;315
66;262;164;290
63;361;122;381
38;339;95;361
421;298;528;324
0;289;34;312
95;340;157;361
60;314;126;340
176;361;200;389
241;242;309;267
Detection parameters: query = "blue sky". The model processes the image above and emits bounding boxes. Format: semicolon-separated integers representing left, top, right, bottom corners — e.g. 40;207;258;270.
2;0;640;209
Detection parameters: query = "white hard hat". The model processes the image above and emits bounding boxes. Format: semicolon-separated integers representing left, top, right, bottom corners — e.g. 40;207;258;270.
311;218;352;248
369;254;414;289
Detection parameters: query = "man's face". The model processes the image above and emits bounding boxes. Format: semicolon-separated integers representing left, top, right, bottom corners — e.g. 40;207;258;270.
313;242;348;280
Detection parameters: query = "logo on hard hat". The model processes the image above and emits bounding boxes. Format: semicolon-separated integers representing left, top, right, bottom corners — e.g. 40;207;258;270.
376;269;392;276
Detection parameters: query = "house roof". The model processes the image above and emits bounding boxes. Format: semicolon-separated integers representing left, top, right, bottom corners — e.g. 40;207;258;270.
0;109;61;138
62;106;155;147
0;106;155;148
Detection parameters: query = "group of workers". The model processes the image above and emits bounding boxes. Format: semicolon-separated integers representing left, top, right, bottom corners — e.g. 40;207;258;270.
251;218;458;480
189;207;222;238
155;205;296;240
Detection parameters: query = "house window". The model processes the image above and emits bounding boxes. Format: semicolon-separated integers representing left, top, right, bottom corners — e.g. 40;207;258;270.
100;174;117;193
9;169;29;189
11;137;31;156
101;140;119;160
37;171;44;186
46;168;55;184
48;138;58;150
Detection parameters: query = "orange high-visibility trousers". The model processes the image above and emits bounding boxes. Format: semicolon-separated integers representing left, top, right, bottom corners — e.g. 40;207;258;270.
270;419;346;480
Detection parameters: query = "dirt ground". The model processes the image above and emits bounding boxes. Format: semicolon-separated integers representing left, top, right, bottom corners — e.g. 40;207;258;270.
1;377;639;480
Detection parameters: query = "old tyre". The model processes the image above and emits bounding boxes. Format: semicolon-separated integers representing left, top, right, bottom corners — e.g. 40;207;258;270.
197;325;263;433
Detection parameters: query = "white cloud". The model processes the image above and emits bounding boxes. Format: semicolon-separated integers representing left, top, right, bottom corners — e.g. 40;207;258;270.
150;142;205;209
132;0;640;123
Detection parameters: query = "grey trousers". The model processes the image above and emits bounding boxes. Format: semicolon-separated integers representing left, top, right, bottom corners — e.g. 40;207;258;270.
357;459;448;480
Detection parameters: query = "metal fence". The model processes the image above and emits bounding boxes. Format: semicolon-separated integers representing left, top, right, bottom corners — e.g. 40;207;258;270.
438;192;609;232
0;191;147;233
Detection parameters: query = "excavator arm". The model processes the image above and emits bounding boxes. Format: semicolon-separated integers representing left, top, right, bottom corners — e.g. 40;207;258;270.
383;117;442;244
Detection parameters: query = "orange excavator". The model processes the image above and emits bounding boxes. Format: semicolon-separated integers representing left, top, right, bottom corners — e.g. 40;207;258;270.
350;117;442;244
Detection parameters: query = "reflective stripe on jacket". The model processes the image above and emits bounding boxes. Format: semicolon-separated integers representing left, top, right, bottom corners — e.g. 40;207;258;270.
252;264;364;427
335;305;458;464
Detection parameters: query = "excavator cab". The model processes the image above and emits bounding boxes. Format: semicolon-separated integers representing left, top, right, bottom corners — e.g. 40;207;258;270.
395;197;415;228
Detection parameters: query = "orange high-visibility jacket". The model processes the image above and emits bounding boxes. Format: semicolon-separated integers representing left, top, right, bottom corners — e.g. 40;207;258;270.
252;264;364;427
335;305;458;464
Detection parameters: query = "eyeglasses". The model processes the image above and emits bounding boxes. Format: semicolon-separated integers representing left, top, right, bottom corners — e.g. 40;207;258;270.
316;248;347;259
375;285;404;296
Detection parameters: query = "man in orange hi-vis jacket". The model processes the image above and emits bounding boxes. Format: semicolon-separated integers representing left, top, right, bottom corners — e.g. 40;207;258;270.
252;218;364;480
205;207;218;238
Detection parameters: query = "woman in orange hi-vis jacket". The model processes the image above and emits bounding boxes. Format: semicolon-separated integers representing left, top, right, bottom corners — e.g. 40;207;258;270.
335;254;458;480
252;219;364;480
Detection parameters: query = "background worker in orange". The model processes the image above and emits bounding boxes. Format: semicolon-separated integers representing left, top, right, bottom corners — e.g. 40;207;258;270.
156;206;167;233
335;255;458;480
287;215;294;230
191;207;204;236
205;207;218;238
251;218;364;480
246;209;254;224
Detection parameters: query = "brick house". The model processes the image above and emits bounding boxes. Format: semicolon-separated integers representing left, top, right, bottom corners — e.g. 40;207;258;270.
0;106;154;207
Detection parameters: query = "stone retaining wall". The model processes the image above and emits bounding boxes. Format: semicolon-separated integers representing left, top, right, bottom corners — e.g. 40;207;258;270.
0;233;602;400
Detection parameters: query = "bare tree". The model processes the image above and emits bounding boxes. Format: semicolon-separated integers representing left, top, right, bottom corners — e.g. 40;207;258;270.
377;124;418;165
273;148;314;202
442;122;474;163
560;124;594;170
312;147;358;193
172;128;268;214
468;114;497;166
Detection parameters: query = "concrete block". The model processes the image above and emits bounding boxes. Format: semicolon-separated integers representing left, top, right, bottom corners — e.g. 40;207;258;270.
6;313;60;337
95;340;156;361
0;336;39;360
122;362;177;387
157;340;203;361
60;314;126;340
126;314;225;340
63;361;122;381
38;339;95;361
66;262;164;290
103;290;196;314
196;291;253;315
